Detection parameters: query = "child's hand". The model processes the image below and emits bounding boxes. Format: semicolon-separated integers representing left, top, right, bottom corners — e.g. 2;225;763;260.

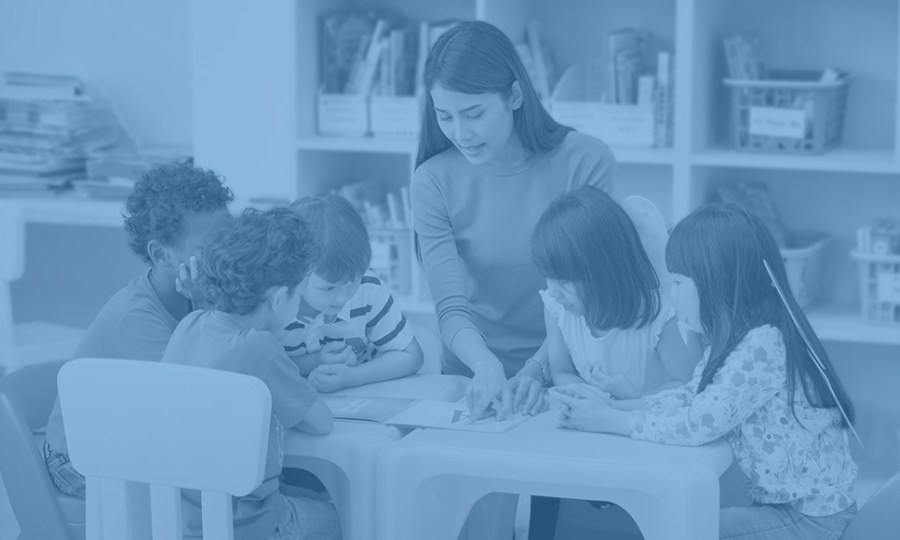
319;341;357;366
508;373;548;416
588;368;637;399
175;256;201;302
558;382;612;403
553;390;615;433
309;363;353;393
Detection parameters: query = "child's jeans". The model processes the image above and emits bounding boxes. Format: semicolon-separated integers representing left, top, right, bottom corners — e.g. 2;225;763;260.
270;490;342;540
720;503;857;540
43;442;86;498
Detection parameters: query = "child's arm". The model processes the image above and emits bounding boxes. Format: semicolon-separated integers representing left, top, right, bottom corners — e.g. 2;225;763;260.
546;308;583;387
294;397;334;435
288;350;323;376
631;326;784;446
326;338;424;391
656;318;703;383
610;398;650;411
289;341;357;376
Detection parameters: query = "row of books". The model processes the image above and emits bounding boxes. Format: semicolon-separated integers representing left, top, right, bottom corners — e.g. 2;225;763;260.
337;177;412;230
320;9;458;98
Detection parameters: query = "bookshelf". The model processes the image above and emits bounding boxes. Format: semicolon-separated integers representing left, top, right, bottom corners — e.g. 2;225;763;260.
191;0;900;348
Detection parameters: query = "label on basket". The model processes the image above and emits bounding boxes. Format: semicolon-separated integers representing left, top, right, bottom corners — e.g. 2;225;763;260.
749;107;806;139
876;271;900;303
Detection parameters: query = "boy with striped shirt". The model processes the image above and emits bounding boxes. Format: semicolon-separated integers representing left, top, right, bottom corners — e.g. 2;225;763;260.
283;194;423;393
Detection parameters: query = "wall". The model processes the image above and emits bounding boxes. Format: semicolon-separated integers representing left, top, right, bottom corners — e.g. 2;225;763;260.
0;0;192;146
1;0;191;325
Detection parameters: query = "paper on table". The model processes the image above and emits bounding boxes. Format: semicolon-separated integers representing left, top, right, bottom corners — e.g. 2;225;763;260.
385;398;531;433
322;395;418;423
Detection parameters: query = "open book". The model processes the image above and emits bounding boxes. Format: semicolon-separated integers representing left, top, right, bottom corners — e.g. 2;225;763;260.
384;398;531;434
321;395;418;423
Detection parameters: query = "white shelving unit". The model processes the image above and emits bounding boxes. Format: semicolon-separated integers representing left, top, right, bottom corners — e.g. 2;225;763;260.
190;0;900;349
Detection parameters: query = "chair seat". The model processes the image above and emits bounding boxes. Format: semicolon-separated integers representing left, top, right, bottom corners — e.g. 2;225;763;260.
9;322;83;369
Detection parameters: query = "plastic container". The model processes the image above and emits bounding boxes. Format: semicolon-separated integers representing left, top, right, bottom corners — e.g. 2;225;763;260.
370;95;420;138
317;91;369;136
548;62;655;148
725;70;851;154
852;251;900;325
780;232;831;308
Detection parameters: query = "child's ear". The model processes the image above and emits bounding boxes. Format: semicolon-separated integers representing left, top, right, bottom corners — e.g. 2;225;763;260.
269;285;292;314
509;80;524;111
146;240;173;268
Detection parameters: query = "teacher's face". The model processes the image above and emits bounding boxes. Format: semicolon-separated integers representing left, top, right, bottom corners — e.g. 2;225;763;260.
430;83;522;166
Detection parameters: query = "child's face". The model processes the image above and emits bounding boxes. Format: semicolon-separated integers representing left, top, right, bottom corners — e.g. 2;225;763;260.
546;279;584;316
171;210;232;268
274;282;305;331
430;84;522;167
670;273;702;333
302;273;362;316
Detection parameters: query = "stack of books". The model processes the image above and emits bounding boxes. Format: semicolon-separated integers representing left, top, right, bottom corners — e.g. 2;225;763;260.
0;72;126;195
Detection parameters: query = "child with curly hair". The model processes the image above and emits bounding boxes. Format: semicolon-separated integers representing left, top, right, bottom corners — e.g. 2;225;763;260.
43;164;234;498
162;206;340;540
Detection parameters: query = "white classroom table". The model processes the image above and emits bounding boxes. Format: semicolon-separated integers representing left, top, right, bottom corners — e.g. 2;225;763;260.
283;373;466;540
375;410;734;540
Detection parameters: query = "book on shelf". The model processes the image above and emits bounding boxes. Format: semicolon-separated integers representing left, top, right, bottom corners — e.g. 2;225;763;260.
322;8;443;99
723;34;766;80
607;28;644;105
526;21;556;102
0;71;86;101
413;19;460;96
654;51;674;148
345;18;389;95
320;9;380;94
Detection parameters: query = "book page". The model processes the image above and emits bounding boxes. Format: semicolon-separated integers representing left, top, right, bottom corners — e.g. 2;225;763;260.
322;395;418;423
385;399;531;433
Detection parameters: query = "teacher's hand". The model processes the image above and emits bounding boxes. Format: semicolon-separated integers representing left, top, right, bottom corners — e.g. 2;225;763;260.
466;358;511;421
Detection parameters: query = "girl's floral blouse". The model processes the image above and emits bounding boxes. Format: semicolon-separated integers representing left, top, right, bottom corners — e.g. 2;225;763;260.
630;325;857;516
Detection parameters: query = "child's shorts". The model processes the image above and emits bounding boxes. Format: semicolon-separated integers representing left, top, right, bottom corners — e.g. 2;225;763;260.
269;492;342;540
43;442;86;498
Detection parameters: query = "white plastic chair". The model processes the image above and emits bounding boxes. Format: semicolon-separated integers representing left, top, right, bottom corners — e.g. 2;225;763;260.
57;357;272;540
0;201;84;374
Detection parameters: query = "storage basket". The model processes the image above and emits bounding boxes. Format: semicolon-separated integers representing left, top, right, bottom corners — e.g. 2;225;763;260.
852;251;900;325
317;91;369;136
780;232;831;308
725;70;851;154
548;62;655;147
369;228;412;297
370;95;421;138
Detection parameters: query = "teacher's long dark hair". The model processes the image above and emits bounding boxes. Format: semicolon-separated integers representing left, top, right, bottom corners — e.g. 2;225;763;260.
415;20;571;169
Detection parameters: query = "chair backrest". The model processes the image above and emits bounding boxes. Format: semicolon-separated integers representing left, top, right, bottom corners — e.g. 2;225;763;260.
840;471;900;539
0;201;25;354
58;358;273;540
0;359;78;540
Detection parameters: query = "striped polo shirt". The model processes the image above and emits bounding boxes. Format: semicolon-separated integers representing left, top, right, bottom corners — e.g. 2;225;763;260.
282;272;414;363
